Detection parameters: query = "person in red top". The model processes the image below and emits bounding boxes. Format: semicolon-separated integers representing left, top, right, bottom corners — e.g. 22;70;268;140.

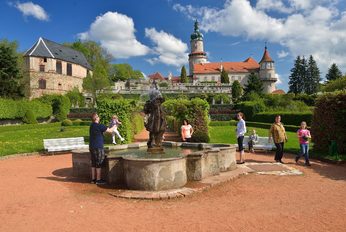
295;121;311;166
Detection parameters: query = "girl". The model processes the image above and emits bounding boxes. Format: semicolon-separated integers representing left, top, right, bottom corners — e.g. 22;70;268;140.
236;112;247;164
295;121;311;166
109;115;125;145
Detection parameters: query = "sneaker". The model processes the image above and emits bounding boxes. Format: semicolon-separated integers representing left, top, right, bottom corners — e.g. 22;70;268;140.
305;162;311;166
112;142;117;145
96;179;106;185
91;179;96;184
120;138;125;142
279;160;285;164
295;156;299;163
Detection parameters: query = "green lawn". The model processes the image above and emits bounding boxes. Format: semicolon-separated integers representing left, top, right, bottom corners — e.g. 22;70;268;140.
209;125;301;154
0;123;89;156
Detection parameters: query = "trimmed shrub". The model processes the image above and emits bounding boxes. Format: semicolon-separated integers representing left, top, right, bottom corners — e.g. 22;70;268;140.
236;100;266;121
22;109;37;124
253;112;313;126
311;91;346;154
322;76;346;92
132;112;144;134
61;119;73;126
246;121;301;132
0;98;52;120
209;114;233;121
73;119;83;126
38;95;71;121
163;98;210;142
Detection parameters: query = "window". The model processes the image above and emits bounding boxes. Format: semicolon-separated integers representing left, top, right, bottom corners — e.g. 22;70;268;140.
56;61;62;74
38;79;46;89
43;58;47;62
39;65;45;72
67;63;72;76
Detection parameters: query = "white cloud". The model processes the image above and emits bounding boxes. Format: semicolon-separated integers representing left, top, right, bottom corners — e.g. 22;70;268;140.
175;0;346;76
277;50;289;58
275;73;283;85
14;1;49;21
256;0;293;13
145;28;188;67
78;12;150;59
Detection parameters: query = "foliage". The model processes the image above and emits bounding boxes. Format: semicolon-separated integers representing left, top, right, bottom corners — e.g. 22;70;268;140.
292;93;317;106
72;119;83;126
289;56;321;94
220;68;230;83
231;80;242;102
254;112;313;126
209;114;233;121
214;93;230;104
0;98;52;120
236;100;266;121
311;91;346;154
263;94;311;112
322;76;346;92
109;63;144;82
163;98;210;142
96;98;135;143
38;94;71;121
0;39;24;98
22;109;37;124
83;64;110;103
62;119;73;126
244;73;263;96
132;112;144;134
180;66;188;83
158;82;169;88
325;63;343;82
66;87;85;108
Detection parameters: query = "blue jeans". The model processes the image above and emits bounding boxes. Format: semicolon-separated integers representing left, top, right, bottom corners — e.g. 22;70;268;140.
298;144;309;163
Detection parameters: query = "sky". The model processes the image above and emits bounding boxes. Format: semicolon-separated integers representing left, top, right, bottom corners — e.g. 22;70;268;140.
1;0;346;91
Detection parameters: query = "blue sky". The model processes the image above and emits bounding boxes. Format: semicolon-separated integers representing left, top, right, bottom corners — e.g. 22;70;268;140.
1;0;346;91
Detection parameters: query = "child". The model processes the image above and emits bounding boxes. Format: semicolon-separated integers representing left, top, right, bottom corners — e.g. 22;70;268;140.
295;121;311;166
248;129;258;153
109;115;125;145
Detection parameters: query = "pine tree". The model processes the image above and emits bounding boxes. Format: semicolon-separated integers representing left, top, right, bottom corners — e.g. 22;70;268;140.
305;55;321;94
289;56;305;94
231;80;242;102
244;73;263;95
220;68;229;83
0;40;23;98
326;63;342;82
180;66;188;83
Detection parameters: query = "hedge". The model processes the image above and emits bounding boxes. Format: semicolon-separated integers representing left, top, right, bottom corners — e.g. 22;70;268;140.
209;114;233;121
236;101;266;121
0;98;52;120
96;98;143;143
163;98;210;142
253;112;313;126
38;95;71;121
311;91;346;154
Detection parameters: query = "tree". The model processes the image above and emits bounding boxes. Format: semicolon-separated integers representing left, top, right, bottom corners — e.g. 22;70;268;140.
231;80;242;102
220;68;230;83
289;56;305;94
326;63;342;82
244;73;263;96
305;55;321;94
180;66;188;83
0;40;24;98
109;63;143;82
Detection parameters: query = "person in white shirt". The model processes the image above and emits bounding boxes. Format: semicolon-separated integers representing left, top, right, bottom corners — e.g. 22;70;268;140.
236;112;247;164
181;119;194;142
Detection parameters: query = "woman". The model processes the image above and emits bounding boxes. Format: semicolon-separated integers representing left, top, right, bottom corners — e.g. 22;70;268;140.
236;112;247;164
181;119;194;142
295;121;311;166
269;115;287;163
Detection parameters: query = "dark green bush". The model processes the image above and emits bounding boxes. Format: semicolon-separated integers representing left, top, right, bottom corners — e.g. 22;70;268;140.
311;91;346;154
22;109;37;124
209;121;235;126
132;112;144;134
0;98;52;120
38;95;71;121
209;114;233;121
62;119;73;126
73;119;83;126
236;100;266;121
253;112;313;126
246;121;301;132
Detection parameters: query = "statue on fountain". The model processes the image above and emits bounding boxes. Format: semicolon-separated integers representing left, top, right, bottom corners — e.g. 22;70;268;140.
144;81;167;153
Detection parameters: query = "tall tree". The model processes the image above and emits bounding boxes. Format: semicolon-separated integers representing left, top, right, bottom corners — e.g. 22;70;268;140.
220;68;230;83
289;56;305;94
326;63;342;82
305;55;321;94
109;63;143;82
244;73;263;95
0;40;23;98
180;66;188;83
231;80;242;102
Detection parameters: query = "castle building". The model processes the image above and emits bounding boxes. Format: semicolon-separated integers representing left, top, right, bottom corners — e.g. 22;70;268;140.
188;20;277;93
24;37;92;99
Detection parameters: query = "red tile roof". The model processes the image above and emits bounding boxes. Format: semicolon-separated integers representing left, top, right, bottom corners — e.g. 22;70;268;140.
259;47;273;63
271;89;285;94
193;57;259;74
148;72;165;81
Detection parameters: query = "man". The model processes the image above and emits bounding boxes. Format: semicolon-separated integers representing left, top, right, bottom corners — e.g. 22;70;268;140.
89;113;116;184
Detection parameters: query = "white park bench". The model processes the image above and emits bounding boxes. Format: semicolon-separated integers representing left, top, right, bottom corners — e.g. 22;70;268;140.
239;136;275;152
43;137;89;153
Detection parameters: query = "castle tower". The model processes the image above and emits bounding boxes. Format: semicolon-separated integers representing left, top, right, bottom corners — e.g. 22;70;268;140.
259;46;277;93
188;20;207;76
